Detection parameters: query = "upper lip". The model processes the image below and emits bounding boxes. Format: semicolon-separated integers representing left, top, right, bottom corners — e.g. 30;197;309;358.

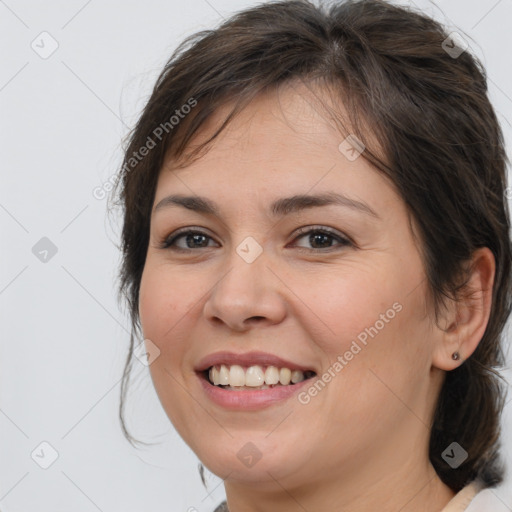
194;351;316;373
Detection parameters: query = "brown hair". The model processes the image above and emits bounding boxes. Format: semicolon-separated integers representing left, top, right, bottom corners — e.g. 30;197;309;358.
110;0;512;492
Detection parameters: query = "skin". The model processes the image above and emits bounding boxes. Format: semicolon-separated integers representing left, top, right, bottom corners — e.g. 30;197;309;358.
138;81;495;511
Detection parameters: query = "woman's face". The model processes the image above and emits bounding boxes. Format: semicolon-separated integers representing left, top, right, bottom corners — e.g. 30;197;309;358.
139;83;443;489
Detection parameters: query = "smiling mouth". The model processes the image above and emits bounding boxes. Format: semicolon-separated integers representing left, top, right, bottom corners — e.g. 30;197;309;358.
204;364;316;390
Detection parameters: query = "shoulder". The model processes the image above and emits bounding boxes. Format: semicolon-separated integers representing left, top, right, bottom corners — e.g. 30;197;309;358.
444;479;511;512
465;484;512;512
442;481;482;511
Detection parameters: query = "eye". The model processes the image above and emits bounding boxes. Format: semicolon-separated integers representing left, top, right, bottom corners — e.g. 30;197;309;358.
290;226;352;252
159;226;353;252
160;229;218;251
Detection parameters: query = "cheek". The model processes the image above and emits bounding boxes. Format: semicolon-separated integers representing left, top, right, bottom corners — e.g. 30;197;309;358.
138;263;198;341
290;262;406;353
316;287;432;437
294;259;430;402
138;266;201;428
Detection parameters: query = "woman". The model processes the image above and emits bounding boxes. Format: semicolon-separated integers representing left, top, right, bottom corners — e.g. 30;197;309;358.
111;0;512;510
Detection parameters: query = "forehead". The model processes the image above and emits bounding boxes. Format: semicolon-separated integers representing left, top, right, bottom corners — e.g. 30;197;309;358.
162;81;381;173
154;81;398;213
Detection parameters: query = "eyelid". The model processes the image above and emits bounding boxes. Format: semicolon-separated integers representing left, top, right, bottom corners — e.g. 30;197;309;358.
289;225;354;251
291;225;353;244
160;224;354;252
160;226;218;250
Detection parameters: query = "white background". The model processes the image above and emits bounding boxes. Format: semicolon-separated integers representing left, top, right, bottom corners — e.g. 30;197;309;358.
1;1;511;511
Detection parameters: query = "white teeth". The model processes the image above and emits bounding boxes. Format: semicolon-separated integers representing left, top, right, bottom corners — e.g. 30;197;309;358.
207;364;311;388
209;366;220;385
279;367;291;385
245;366;265;387
264;366;280;385
218;364;230;385
229;365;246;386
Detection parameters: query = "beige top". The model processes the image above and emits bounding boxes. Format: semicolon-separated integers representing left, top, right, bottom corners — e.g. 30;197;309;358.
440;482;481;512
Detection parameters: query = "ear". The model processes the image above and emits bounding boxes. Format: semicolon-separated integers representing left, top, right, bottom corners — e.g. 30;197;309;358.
432;247;495;371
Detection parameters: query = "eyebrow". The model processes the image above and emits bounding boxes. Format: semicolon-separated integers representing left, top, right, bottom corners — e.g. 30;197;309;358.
153;192;379;219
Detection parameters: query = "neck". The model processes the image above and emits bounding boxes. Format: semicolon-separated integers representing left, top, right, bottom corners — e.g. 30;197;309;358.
222;460;455;512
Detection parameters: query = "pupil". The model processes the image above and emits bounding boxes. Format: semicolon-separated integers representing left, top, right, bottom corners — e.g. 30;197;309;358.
311;233;331;248
188;234;207;248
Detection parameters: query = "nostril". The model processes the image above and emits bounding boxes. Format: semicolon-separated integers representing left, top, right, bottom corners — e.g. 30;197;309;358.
246;316;265;324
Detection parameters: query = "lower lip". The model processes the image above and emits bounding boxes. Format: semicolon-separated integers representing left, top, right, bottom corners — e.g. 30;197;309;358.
197;373;312;411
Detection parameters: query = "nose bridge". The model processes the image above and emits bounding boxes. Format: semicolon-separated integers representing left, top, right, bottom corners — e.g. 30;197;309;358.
216;237;270;305
229;238;266;293
203;237;286;329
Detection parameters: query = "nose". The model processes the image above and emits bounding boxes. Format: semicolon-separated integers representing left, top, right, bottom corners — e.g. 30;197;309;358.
202;248;287;332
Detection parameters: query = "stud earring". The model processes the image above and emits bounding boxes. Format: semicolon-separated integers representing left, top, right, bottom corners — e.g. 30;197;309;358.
452;351;460;361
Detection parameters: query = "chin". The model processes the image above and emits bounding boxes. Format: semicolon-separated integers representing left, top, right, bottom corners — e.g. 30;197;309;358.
194;436;308;484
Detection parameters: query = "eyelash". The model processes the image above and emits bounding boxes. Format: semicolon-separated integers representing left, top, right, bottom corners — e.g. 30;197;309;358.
159;225;353;253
